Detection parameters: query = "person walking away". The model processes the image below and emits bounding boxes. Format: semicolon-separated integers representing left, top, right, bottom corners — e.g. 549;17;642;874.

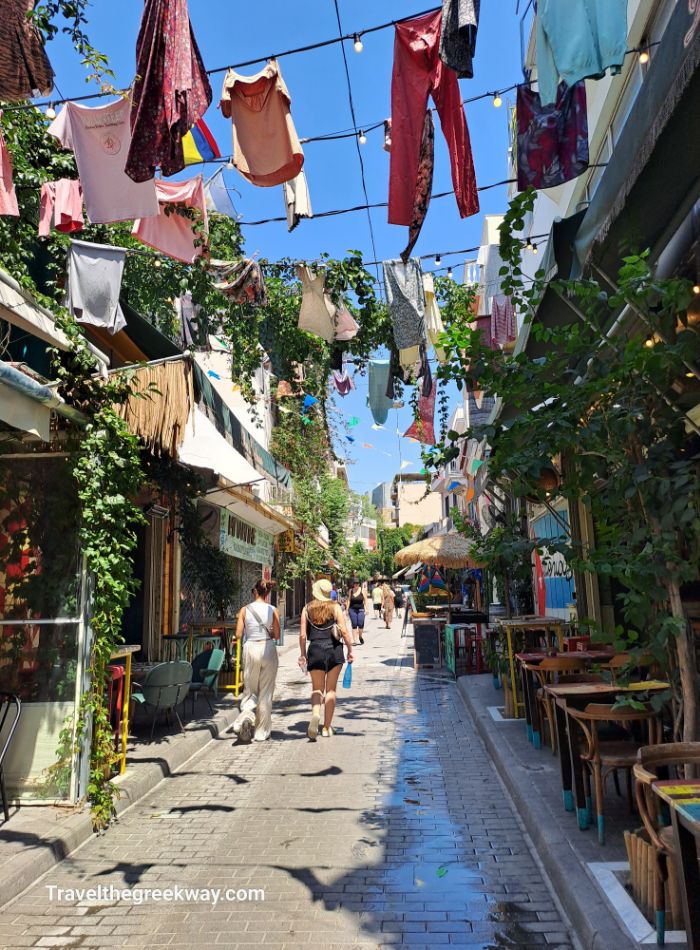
347;578;368;645
299;579;353;739
394;585;405;619
232;580;280;743
372;582;383;619
381;581;395;628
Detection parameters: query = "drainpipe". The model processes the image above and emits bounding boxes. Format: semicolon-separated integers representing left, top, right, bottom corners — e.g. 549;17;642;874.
0;360;87;427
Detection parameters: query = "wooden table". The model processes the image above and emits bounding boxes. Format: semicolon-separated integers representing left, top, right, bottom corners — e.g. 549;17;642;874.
516;650;617;749
109;644;141;776
652;779;700;949
544;680;670;827
495;618;568;718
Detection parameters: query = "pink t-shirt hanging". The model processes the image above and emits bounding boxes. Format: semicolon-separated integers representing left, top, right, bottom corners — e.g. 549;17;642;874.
132;176;208;263
0;116;19;217
48;99;159;224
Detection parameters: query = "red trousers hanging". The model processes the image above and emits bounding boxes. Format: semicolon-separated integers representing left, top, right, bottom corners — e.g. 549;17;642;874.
389;9;479;226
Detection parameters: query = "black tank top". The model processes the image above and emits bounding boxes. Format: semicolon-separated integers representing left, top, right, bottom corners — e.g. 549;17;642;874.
349;589;364;609
306;615;335;641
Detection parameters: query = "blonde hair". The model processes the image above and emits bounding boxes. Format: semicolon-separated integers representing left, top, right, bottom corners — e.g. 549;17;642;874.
306;600;336;626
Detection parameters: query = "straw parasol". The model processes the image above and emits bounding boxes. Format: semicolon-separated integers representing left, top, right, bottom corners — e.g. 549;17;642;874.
393;533;482;569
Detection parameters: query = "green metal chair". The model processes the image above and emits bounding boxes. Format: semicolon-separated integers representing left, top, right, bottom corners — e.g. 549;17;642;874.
189;649;225;714
132;661;192;738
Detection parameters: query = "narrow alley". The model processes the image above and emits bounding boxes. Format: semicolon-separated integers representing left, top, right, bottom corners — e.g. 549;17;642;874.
1;618;574;950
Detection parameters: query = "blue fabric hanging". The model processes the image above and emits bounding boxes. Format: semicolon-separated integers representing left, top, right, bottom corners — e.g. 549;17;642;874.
368;360;392;425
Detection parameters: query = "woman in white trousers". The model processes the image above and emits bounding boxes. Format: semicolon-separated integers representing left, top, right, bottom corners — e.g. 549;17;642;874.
233;580;280;742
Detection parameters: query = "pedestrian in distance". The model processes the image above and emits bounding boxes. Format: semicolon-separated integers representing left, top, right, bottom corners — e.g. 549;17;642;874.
394;585;405;619
347;577;369;645
381;581;395;628
299;579;353;739
232;579;280;743
372;582;383;619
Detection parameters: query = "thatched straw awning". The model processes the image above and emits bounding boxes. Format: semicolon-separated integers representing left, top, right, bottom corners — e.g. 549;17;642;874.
393;533;482;569
115;358;193;456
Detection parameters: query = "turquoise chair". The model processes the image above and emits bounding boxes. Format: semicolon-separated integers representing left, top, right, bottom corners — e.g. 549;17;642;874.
132;661;192;738
189;649;225;715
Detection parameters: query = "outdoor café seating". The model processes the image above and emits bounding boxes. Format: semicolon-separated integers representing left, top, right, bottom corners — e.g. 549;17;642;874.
566;701;662;845
131;660;192;739
189;648;225;714
634;742;700;947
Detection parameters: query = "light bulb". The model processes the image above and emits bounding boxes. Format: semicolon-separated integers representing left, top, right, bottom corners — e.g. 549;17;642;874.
686;372;695;378
693;284;700;295
447;267;453;278
358;130;366;145
639;48;650;64
526;241;534;252
353;33;363;53
226;158;234;171
154;259;162;268
45;104;56;120
435;254;441;266
531;244;538;255
493;93;502;108
644;336;654;348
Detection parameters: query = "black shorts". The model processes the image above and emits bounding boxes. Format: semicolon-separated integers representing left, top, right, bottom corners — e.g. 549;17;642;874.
307;638;345;672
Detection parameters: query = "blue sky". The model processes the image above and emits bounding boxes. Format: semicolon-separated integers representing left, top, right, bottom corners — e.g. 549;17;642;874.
46;1;522;496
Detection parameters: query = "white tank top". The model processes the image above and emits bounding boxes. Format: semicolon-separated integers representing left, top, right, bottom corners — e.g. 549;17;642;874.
243;602;274;642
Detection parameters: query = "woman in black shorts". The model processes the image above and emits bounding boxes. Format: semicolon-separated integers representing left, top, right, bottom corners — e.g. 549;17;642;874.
299;579;353;739
347;578;368;646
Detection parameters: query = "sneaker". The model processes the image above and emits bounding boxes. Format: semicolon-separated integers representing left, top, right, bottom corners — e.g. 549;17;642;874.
359;636;364;645
308;711;320;740
321;727;334;738
238;719;254;744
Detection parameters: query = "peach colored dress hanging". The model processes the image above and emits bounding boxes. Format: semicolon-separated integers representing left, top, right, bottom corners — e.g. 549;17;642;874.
220;59;304;187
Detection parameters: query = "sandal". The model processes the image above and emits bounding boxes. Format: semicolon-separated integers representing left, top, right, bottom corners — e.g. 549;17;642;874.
321;726;334;738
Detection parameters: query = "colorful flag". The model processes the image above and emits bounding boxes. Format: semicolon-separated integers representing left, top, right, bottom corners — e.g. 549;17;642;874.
346;435;355;443
183;118;221;165
303;394;318;409
400;460;412;469
362;442;373;449
347;416;360;428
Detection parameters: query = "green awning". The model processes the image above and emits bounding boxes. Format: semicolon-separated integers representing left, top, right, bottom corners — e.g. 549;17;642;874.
574;3;700;276
193;363;291;491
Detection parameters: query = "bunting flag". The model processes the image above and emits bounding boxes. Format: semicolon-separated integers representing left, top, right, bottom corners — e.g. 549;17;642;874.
346;435;355;443
303;394;318;409
403;380;436;445
183;118;221;165
447;480;461;491
400;460;412;469
347;416;360;428
207;370;221;380
362;442;374;449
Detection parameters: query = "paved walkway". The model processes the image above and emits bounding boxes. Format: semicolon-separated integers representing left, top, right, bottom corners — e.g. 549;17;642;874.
1;616;575;949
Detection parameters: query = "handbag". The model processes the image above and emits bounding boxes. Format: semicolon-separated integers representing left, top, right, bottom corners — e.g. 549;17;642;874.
331;622;343;643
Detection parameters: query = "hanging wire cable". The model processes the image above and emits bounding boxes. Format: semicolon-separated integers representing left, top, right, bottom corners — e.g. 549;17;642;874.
330;0;381;287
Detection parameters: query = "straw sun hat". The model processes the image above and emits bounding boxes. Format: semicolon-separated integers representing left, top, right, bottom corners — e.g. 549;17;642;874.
312;578;333;602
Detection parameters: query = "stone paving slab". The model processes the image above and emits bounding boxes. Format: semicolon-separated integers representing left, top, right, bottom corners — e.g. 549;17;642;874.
1;617;577;950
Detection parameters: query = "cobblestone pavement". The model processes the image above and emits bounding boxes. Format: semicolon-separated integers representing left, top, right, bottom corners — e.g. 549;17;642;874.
1;617;576;949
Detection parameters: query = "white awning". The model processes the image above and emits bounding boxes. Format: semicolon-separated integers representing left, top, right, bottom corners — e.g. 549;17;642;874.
404;562;423;579
0;268;71;350
0;381;51;440
206;486;292;536
178;407;262;486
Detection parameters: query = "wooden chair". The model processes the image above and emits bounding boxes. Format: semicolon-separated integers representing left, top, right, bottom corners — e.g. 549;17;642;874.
634;743;700;946
566;702;662;844
531;657;589;753
605;652;657;684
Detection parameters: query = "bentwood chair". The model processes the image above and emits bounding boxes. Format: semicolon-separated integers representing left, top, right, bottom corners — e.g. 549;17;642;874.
634;743;700;946
531;656;589;753
567;701;662;844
